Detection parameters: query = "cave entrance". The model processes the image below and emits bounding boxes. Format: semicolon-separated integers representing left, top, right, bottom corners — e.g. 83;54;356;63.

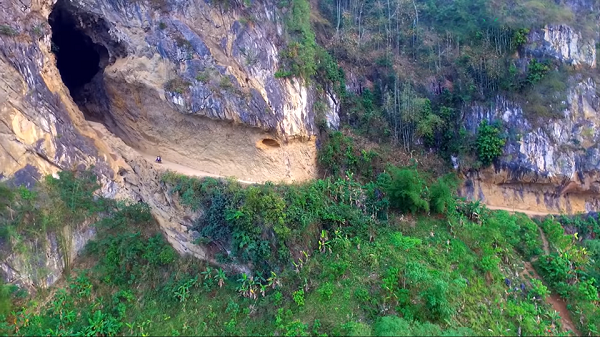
48;0;109;121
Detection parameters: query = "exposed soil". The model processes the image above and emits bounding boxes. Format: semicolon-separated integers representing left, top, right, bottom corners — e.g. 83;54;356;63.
520;227;581;336
484;202;580;335
484;204;560;217
139;152;257;185
88;121;257;185
522;261;580;336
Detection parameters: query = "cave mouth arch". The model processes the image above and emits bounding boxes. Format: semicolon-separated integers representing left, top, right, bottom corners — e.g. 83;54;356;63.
48;0;109;107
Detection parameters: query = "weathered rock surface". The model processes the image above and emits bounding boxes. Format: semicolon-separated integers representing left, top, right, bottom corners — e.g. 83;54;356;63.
56;0;338;183
461;69;600;214
457;15;600;214
525;24;596;68
0;221;96;290
0;0;336;287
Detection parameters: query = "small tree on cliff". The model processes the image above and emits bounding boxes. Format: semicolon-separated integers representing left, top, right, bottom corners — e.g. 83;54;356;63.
476;120;506;167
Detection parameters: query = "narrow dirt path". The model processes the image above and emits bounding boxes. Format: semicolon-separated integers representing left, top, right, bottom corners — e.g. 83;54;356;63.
139;152;257;185
538;226;550;256
485;201;579;334
87;121;258;185
522;261;580;336
484;204;560;217
522;226;581;336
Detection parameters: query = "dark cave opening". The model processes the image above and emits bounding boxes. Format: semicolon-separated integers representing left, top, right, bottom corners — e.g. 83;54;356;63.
48;0;109;121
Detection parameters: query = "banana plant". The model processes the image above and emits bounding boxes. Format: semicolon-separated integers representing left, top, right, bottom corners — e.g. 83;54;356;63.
201;266;214;288
247;277;258;300
319;230;330;253
259;283;268;297
546;310;561;326
214;268;227;288
237;273;250;297
267;271;280;289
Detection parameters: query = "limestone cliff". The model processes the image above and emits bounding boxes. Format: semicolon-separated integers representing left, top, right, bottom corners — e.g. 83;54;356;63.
51;0;339;183
0;0;338;288
525;24;596;68
1;0;339;186
460;24;600;214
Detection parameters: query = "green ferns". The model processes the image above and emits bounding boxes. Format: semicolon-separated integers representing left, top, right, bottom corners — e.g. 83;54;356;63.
383;167;459;215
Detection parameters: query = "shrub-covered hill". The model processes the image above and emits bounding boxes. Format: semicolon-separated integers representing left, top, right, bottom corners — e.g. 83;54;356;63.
0;169;598;336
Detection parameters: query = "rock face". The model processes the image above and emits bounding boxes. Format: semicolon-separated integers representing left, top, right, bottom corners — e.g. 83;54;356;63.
0;0;338;287
525;24;596;68
0;0;117;189
51;0;338;183
0;222;96;290
460;24;600;214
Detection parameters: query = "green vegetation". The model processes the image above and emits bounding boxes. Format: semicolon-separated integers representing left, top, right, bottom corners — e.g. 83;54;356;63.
536;215;600;335
276;0;345;96
317;130;381;179
1;165;598;335
2;0;600;336
308;0;598;167
219;76;234;90
165;78;191;95
476;120;506;167
0;25;17;37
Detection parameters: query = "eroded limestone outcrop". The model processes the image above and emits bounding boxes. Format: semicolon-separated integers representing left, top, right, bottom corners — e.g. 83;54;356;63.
0;0;337;288
456;17;600;214
48;0;338;183
525;24;596;68
460;25;600;214
0;221;96;290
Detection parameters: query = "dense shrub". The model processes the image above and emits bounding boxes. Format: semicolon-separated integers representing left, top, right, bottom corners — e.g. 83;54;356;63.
383;167;429;214
428;174;459;214
476;120;506;166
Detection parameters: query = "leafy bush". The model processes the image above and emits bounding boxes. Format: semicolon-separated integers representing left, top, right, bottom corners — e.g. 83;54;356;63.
45;170;103;216
277;0;318;82
476;120;506;166
513;28;530;48
536;253;573;288
373;316;411;336
317;130;381;180
372;316;470;336
525;59;550;86
384;167;429;214
428;174;459;214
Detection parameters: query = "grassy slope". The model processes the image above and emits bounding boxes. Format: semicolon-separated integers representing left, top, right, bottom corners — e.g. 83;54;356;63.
1;170;598;336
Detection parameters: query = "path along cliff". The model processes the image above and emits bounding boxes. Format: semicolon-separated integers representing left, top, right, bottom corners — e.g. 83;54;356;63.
484;203;580;335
